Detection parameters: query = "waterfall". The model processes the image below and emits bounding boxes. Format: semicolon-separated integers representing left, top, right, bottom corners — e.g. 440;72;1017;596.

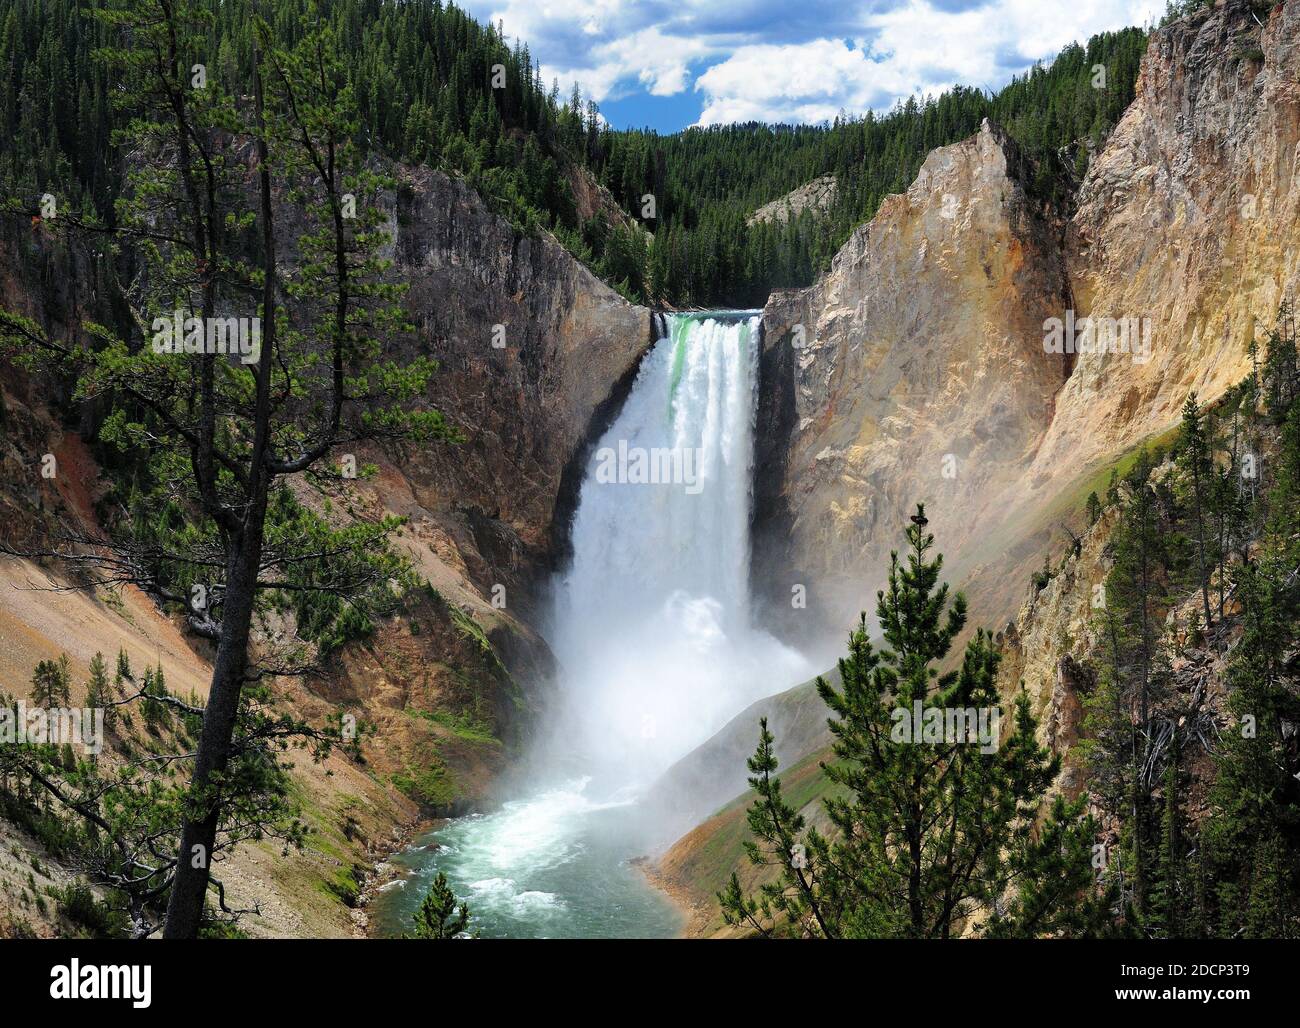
375;312;812;938
549;312;810;788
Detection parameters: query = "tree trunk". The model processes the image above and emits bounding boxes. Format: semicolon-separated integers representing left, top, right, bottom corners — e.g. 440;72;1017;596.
162;518;266;938
1192;460;1213;632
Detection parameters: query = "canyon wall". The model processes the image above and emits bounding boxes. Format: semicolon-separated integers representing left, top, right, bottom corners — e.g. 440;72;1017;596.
1038;0;1300;483
371;166;653;627
0;165;652;934
754;0;1300;649
754;121;1070;648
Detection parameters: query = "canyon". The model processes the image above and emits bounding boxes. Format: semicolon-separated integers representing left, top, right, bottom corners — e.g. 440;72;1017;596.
755;0;1298;652
0;0;1296;938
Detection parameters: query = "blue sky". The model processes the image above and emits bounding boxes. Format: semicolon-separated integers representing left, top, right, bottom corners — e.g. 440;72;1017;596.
459;0;1166;132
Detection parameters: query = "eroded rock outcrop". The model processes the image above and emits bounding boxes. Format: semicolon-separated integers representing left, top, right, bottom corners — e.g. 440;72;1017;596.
748;175;838;226
993;505;1117;800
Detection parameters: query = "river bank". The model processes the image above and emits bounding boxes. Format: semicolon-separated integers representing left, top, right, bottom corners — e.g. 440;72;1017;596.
354;815;437;938
632;857;716;939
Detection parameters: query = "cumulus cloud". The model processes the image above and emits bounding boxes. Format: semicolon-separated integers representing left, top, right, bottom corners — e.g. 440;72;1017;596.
460;0;1168;128
692;39;909;126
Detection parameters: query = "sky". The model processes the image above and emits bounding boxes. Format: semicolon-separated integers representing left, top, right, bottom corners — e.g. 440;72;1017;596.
459;0;1168;132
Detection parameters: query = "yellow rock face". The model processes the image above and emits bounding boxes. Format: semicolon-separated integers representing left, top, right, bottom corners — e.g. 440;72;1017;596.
756;1;1300;648
757;121;1070;646
1034;0;1300;491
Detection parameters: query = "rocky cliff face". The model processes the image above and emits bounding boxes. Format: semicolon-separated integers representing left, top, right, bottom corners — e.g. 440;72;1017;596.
1033;0;1300;489
992;506;1117;800
380;167;654;625
754;121;1070;646
755;0;1300;647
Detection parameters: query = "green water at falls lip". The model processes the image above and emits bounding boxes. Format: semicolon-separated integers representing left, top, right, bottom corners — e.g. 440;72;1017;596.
667;317;689;416
665;310;759;416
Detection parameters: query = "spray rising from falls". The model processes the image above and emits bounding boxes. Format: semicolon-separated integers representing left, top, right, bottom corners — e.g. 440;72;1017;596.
549;312;810;788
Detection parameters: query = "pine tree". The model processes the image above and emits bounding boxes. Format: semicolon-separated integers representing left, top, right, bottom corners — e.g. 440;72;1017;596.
139;666;171;732
1261;303;1297;421
1086;489;1103;526
30;653;71;707
84;651;113;730
983;792;1115;938
114;647;131;693
408;872;470;939
1179;392;1215;635
1204;555;1300;938
1149;742;1184;937
1102;449;1174;921
721;505;1106;938
3;0;451;938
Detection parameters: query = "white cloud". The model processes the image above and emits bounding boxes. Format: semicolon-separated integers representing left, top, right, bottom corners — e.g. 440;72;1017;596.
693;38;924;126
603;26;713;98
465;0;1169;128
467;2;713;103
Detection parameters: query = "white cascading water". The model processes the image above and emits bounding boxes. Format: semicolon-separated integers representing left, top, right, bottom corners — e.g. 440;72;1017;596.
375;313;810;937
548;312;810;787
